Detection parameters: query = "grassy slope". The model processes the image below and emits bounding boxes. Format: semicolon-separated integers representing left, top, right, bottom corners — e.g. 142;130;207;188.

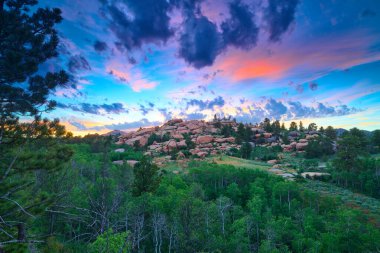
208;155;272;170
206;154;380;226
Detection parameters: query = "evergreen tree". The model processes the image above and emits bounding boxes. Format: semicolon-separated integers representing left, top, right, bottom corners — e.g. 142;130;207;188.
240;142;252;159
0;0;69;135
132;157;161;196
308;123;318;131
271;120;281;135
289;122;298;131
372;130;380;147
263;118;272;132
325;126;336;140
299;121;305;132
236;123;245;144
0;0;70;247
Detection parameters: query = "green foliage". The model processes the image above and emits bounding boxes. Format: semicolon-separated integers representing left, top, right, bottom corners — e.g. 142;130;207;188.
305;136;334;158
263;118;272;132
271;120;281;134
0;0;68;121
132;157;161;196
307;123;317;131
331;131;379;198
221;125;234;137
240;142;252;159
371;129;380;150
251;146;279;161
289;121;298;131
89;230;129;253
325;126;337;140
183;133;196;149
110;147;144;161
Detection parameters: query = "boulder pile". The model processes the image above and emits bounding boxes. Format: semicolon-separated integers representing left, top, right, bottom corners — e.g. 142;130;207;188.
115;118;322;160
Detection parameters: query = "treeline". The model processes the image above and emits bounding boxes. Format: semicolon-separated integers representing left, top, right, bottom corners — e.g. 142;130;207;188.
18;142;380;252
330;128;380;198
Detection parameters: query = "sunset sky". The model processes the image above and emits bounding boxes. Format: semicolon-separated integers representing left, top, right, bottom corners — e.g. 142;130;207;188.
37;0;380;135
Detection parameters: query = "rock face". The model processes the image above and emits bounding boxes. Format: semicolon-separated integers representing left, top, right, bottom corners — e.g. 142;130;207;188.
296;142;308;151
165;140;177;151
196;135;214;144
115;118;328;162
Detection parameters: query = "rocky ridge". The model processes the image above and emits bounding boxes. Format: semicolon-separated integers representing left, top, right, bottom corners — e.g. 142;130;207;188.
115;118;321;161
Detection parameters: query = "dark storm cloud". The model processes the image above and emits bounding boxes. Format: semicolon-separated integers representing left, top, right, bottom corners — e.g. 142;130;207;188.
360;9;376;18
93;40;108;52
100;0;299;68
222;0;259;50
179;15;223;69
68;55;91;73
309;82;318;91
107;0;173;50
187;96;225;110
57;102;128;115
264;0;299;42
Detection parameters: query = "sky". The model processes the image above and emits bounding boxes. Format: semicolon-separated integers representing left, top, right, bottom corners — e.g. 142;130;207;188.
37;0;380;135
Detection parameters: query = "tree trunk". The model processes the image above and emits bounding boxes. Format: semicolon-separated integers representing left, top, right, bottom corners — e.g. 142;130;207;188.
17;223;26;242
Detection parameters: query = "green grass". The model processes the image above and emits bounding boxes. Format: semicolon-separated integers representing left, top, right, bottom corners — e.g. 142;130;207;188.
208;155;272;170
303;179;380;226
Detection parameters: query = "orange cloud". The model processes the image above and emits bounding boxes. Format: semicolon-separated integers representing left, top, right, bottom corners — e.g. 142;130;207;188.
214;31;379;84
216;49;293;82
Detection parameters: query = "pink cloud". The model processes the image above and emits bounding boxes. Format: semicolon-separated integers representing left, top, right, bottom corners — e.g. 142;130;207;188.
106;66;158;92
213;30;380;84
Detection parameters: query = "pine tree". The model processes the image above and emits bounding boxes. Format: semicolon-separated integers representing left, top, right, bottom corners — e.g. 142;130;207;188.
0;0;70;248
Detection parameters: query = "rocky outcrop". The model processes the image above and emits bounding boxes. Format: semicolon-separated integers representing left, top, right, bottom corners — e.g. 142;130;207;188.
196;135;214;144
115;118;329;162
296;142;308;151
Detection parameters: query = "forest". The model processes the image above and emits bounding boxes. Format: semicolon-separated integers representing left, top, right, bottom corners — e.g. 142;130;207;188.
1;0;379;252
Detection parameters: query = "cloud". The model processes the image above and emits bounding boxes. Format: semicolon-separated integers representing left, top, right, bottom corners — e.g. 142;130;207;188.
104;118;162;130
94;40;108;52
68;55;91;73
226;98;360;123
184;112;207;120
221;0;259;50
139;104;154;115
107;0;173;50
264;98;287;117
158;108;173;121
69;121;88;131
57;102;128;115
309;82;318;91
360;9;376;18
108;68;158;92
179;15;223;68
264;0;299;42
96;0;301;69
187;96;225;110
295;84;304;93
